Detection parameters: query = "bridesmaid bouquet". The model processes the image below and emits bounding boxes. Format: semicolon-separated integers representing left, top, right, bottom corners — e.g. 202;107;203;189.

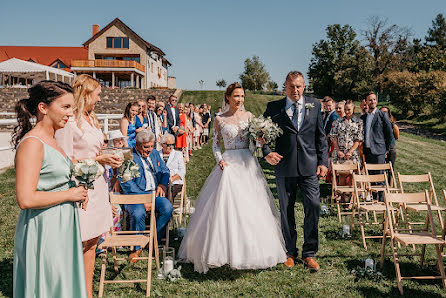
244;116;283;157
118;160;141;183
71;159;105;189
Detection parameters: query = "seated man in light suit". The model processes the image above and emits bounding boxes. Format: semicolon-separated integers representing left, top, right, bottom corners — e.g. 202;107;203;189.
120;130;173;262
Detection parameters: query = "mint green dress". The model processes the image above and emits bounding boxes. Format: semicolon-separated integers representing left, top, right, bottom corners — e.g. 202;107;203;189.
13;136;87;298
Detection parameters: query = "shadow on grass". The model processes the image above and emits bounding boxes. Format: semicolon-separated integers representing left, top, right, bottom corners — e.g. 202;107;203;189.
0;258;13;297
179;263;262;282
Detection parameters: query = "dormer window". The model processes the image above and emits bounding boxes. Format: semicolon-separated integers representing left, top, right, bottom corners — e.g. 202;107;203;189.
52;60;67;69
106;37;129;49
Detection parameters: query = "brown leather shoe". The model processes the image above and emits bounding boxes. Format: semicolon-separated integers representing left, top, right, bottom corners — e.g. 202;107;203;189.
284;255;295;268
128;249;143;263
302;257;320;272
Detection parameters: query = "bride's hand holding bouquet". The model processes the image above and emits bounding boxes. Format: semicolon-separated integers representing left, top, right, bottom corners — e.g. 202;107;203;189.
244;115;283;157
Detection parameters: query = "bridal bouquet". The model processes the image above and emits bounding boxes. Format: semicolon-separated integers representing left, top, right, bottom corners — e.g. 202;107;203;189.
244;115;283;157
118;159;140;183
71;159;105;189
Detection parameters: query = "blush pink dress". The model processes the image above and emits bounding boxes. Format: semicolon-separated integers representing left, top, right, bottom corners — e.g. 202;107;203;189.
55;117;113;242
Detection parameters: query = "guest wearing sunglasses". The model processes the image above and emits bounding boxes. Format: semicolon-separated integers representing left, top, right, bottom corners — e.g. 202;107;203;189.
161;133;186;199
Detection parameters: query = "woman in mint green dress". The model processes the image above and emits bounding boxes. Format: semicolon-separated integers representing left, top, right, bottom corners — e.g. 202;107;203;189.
12;81;89;298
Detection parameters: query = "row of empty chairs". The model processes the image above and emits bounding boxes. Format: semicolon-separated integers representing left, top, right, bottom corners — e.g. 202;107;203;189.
330;161;446;294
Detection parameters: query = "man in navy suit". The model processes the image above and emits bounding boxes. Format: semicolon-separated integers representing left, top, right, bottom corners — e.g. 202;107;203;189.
262;71;328;271
166;95;181;136
360;91;393;201
322;96;339;138
120;130;173;262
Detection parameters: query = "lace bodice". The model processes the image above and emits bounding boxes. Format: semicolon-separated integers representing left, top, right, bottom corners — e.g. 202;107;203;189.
213;112;252;163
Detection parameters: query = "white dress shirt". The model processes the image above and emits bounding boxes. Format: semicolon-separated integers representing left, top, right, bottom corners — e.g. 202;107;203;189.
286;96;305;130
365;108;377;148
170;106;177;127
140;155;156;191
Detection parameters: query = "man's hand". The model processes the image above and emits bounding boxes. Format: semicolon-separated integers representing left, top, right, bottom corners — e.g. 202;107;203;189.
172;126;179;133
144;203;151;211
156;185;167;197
317;165;328;179
265;152;283;166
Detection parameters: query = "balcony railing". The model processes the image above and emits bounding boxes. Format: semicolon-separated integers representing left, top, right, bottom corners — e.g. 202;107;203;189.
71;59;145;72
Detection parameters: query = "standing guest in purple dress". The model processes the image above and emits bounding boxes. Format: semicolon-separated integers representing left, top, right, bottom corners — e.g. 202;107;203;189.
55;74;123;298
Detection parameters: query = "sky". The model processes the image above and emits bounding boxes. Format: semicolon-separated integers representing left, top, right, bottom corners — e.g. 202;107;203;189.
0;0;444;90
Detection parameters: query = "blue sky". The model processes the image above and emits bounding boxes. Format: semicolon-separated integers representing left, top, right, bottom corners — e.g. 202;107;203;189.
0;0;444;90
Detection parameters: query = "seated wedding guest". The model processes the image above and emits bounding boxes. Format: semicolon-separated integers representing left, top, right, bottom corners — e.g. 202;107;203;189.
335;100;346;118
135;99;148;133
119;130;173;262
120;102;139;148
175;103;188;154
161;133;186;199
13;81;88;298
330;100;364;188
380;106;399;169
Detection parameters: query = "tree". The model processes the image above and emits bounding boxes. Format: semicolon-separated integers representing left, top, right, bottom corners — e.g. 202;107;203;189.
362;16;412;92
426;13;446;48
266;80;278;91
198;80;204;90
239;55;270;91
216;79;226;89
308;24;374;99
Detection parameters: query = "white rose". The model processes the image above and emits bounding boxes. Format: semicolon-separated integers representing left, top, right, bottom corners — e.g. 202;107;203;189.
85;159;95;166
122;173;132;182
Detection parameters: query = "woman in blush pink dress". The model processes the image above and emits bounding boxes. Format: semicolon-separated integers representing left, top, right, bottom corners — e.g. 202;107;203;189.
55;74;122;298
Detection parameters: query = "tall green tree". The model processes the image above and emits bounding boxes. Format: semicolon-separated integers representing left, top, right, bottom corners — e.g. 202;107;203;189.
362;16;412;92
426;13;446;48
239;55;271;91
266;81;278;91
308;24;374;99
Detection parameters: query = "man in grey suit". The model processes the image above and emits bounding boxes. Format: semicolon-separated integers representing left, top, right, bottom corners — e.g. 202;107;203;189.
262;71;328;271
360;91;393;201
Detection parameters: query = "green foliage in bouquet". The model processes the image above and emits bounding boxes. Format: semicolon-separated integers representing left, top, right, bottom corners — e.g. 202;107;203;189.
71;159;105;189
244;115;283;157
118;159;141;183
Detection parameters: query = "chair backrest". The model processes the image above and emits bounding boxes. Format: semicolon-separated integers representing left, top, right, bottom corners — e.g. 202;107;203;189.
398;172;440;206
364;162;397;188
352;173;389;204
110;193;155;205
384;190;437;237
331;162;361;190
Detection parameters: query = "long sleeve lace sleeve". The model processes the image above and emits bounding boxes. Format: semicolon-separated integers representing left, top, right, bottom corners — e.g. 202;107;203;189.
212;117;223;163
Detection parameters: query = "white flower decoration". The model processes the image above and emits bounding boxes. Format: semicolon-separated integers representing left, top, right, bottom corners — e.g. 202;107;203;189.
305;103;315;110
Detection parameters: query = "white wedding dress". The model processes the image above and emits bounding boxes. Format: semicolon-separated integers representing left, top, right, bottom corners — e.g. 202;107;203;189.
178;112;286;273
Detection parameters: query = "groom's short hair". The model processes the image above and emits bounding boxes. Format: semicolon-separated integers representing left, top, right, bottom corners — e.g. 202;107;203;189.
285;71;304;84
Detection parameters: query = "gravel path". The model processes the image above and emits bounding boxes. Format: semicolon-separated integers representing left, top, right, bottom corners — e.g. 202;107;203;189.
398;121;445;142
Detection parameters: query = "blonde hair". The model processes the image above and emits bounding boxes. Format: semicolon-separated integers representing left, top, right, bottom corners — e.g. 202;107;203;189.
72;74;100;129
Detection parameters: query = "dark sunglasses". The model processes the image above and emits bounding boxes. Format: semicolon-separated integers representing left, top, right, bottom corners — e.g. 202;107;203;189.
165;143;175;147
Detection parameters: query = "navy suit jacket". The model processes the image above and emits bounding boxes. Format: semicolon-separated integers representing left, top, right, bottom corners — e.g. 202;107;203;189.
324;110;339;136
120;148;170;195
360;110;393;156
166;104;181;132
263;96;328;177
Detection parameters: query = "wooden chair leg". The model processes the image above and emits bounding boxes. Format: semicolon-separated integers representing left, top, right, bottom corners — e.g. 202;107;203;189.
360;212;368;250
146;235;153;297
434;244;446;289
337;196;342;223
153;222;160;271
420;244;426;267
380;220;388;269
112;246;118;272
98;253;107;298
391;239;404;295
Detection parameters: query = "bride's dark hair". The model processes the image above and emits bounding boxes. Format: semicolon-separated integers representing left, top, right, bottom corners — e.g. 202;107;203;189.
12;80;73;148
224;82;244;104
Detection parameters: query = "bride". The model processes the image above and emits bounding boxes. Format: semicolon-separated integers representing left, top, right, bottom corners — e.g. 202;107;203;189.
178;82;286;273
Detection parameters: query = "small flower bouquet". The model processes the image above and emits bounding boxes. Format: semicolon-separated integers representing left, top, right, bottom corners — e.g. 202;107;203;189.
244;115;283;157
118;159;140;183
71;159;105;189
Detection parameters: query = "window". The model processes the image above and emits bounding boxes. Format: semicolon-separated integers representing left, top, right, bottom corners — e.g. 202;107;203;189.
53;61;67;69
106;37;129;49
123;37;129;48
106;37;113;48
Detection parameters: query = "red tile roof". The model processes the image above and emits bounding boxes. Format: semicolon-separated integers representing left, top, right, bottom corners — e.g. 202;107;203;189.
0;46;88;70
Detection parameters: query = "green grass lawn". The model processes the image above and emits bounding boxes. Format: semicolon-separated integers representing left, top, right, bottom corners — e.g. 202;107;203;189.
1;92;446;297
